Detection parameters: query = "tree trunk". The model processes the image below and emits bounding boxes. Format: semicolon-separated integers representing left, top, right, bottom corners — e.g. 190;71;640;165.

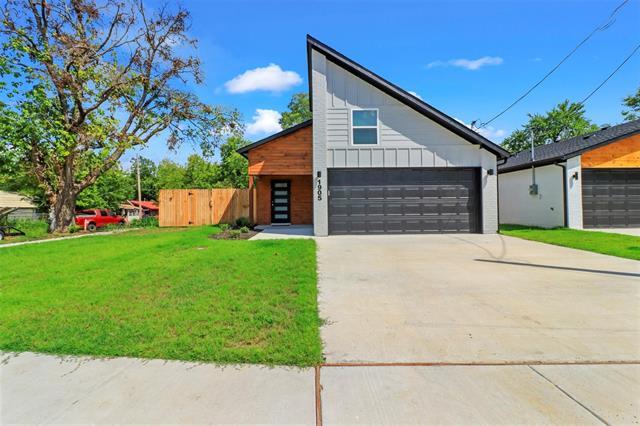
48;187;78;233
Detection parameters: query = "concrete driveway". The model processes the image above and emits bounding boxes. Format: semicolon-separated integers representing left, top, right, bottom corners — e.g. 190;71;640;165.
317;234;640;363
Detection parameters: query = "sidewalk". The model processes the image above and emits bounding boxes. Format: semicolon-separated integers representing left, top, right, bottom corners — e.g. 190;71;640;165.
2;352;638;424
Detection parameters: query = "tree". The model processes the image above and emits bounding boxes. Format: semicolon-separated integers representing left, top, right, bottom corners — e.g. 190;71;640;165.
501;100;599;153
0;0;240;232
184;154;217;188
622;87;640;122
130;157;158;200
156;159;186;190
216;136;249;188
279;92;311;129
76;165;133;211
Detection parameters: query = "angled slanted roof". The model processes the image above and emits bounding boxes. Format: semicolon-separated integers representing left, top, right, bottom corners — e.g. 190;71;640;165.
499;119;640;173
306;35;510;159
236;119;312;158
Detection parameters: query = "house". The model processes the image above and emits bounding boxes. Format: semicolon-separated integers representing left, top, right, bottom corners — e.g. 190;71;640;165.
498;119;640;229
0;191;39;220
238;36;509;235
119;200;159;221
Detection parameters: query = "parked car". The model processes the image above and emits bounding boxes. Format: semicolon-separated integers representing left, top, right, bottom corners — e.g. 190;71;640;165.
75;209;126;231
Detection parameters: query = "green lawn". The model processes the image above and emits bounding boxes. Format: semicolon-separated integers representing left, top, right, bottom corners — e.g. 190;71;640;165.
500;225;640;261
0;227;322;366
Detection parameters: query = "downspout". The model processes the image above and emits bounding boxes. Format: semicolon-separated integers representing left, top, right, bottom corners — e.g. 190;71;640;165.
555;163;568;228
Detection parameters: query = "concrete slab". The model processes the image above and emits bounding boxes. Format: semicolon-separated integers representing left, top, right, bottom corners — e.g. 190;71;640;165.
317;234;640;363
251;225;314;240
320;365;622;424
594;228;640;237
0;352;314;424
533;364;640;424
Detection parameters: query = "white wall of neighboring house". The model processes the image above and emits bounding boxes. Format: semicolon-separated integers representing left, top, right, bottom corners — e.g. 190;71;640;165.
311;49;500;235
565;155;583;229
498;165;565;228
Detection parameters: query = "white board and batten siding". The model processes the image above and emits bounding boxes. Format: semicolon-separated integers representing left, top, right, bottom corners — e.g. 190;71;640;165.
311;50;499;235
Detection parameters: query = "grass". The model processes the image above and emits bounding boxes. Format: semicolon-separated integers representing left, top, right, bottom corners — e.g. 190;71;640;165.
500;224;640;261
0;226;322;366
0;219;49;244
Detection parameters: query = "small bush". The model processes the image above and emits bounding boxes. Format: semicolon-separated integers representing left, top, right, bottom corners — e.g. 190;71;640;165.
228;229;241;239
68;224;81;234
235;217;251;228
218;223;231;231
239;226;250;233
129;216;159;228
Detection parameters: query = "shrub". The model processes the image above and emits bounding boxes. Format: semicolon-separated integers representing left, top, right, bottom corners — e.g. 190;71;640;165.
218;223;231;231
228;229;241;239
68;224;81;234
239;226;250;233
129;216;159;228
235;217;251;228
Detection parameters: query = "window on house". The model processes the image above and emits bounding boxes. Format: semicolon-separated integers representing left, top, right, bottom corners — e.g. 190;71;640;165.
352;109;378;145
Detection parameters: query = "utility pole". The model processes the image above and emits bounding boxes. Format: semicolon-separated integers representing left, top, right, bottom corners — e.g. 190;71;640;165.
529;130;538;195
136;153;143;219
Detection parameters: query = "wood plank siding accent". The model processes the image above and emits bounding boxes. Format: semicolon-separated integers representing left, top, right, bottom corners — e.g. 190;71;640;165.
247;125;312;175
253;175;313;225
581;134;640;168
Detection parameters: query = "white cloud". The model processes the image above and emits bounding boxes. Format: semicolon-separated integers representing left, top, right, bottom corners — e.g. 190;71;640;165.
477;126;507;140
246;109;282;135
427;56;503;71
225;64;302;94
454;117;507;141
408;91;423;100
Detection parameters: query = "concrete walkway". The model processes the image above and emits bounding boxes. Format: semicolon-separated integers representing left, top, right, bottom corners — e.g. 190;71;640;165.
0;228;136;249
2;352;638;424
1;352;314;424
250;225;314;240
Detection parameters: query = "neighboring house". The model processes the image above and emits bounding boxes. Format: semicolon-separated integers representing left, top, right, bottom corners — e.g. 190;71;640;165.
120;200;159;221
238;35;509;235
498;119;640;229
0;191;39;220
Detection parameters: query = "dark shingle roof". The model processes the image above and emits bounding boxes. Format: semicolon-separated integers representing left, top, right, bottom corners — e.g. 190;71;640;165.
499;119;640;173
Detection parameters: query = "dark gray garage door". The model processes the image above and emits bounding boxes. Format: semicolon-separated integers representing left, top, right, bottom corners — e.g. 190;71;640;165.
582;168;640;228
328;168;481;234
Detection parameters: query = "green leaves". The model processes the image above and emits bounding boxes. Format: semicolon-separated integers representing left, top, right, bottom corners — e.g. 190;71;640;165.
279;92;311;129
622;87;640;122
501;100;599;153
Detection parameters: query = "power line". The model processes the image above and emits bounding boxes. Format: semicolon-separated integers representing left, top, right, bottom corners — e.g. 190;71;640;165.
476;0;630;129
578;42;640;105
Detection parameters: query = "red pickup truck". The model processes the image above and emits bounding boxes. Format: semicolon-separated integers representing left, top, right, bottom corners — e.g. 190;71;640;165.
75;209;126;231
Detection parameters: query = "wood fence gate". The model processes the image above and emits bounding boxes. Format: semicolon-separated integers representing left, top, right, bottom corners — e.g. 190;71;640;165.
158;189;250;227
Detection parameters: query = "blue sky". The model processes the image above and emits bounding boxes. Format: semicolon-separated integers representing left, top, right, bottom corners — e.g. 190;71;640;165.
124;0;640;165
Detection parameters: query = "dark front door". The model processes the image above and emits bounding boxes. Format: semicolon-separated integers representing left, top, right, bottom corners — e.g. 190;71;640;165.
328;168;481;234
582;168;640;228
271;180;291;223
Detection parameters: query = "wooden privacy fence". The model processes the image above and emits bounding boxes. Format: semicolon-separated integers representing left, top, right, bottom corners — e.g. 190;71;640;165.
159;188;250;227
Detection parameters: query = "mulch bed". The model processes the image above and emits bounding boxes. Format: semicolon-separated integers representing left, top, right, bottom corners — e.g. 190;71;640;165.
210;229;260;240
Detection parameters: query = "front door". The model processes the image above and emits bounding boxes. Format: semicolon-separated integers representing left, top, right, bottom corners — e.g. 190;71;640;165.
271;180;291;223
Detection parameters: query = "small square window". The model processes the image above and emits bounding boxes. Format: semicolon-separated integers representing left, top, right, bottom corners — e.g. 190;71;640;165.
351;109;378;145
